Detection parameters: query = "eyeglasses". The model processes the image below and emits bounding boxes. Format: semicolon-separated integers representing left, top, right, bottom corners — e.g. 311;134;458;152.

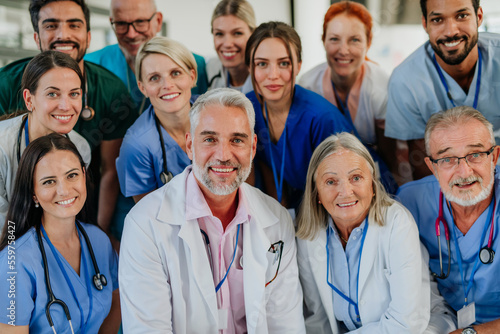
429;146;496;170
111;12;157;35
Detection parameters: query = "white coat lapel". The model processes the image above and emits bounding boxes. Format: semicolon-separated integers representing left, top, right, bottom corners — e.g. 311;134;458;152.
357;222;377;298
242;217;271;333
178;219;218;323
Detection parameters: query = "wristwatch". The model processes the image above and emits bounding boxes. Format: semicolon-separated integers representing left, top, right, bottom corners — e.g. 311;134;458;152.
462;326;477;334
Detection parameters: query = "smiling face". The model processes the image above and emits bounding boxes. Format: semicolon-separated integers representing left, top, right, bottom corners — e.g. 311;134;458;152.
111;0;162;59
186;104;257;197
324;13;368;80
33;149;86;225
138;53;195;115
425;119;499;207
316;149;373;228
213;15;252;71
423;0;482;66
24;67;82;139
34;1;90;65
252;37;301;104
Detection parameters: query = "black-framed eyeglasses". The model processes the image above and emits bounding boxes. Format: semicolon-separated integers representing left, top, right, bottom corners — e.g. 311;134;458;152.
429;146;496;170
111;12;157;35
266;241;284;287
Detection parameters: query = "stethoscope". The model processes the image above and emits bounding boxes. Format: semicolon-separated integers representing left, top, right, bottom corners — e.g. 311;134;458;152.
433;190;496;280
154;115;173;185
16;116;70;163
36;220;107;333
80;69;95;121
432;50;482;109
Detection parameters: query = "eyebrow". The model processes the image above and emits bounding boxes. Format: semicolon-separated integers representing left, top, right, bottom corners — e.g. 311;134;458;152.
41;18;84;25
199;130;249;138
436;143;486;156
39;168;80;182
429;7;469;17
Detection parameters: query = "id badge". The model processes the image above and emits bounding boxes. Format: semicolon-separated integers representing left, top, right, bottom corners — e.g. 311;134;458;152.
457;302;476;329
218;308;228;330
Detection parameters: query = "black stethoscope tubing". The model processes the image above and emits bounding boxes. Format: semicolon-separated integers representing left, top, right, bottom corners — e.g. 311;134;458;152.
154;115;173;185
36;220;107;330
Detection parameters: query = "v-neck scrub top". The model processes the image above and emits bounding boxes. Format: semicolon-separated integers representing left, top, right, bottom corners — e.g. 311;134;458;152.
0;223;118;333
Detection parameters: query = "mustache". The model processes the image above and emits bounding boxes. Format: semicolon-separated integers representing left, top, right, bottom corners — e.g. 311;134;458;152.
449;175;482;188
437;35;467;45
206;160;240;169
49;40;80;49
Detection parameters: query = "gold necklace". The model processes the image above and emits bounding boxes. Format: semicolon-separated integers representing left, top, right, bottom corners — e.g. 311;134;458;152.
339;235;348;243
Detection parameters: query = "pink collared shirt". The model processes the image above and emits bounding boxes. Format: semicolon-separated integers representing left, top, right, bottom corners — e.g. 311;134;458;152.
185;171;250;334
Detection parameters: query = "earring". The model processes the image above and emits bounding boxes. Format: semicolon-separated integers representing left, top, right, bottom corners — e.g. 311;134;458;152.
318;200;322;204
34;201;39;208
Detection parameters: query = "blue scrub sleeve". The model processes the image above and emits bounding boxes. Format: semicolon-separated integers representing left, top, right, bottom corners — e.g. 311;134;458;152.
116;136;158;197
0;238;36;326
313;108;353;146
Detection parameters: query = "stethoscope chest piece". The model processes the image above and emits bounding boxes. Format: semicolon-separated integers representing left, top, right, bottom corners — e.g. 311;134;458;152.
93;273;107;290
81;107;95;121
480;247;495;264
160;171;173;185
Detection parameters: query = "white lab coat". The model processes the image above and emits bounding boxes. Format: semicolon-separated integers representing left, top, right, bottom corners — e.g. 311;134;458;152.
297;202;456;334
119;167;305;333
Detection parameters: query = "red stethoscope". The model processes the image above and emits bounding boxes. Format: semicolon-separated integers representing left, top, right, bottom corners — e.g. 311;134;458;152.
433;191;496;279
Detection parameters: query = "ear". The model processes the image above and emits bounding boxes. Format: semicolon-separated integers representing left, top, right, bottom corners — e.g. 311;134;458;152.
477;6;484;28
154;12;163;34
251;133;257;160
137;80;147;97
23;89;33;111
492;145;500;165
424;156;436;175
422;15;428;33
34;32;41;51
189;68;196;88
186;132;193;160
296;61;302;77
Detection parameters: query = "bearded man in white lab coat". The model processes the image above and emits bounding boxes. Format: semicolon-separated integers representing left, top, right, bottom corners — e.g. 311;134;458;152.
119;88;305;334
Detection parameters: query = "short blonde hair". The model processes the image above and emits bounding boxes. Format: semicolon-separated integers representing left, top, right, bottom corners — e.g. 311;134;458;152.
296;132;394;241
211;0;256;32
135;36;198;85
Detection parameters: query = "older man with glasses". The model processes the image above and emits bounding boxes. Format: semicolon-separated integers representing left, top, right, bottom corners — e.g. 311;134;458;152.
85;0;208;111
398;106;500;334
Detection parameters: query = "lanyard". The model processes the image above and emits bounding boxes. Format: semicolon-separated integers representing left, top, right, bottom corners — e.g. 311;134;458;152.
24;116;30;147
215;224;241;293
432;50;482;109
41;224;93;333
447;193;495;305
331;81;361;140
264;103;287;203
326;217;369;322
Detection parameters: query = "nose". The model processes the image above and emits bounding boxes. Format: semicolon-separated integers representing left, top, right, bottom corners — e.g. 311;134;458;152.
338;40;349;54
125;24;140;39
455;156;474;176
443;19;460;37
58;95;72;111
221;34;234;47
55;24;71;40
268;63;279;79
57;180;70;197
214;140;232;162
338;180;354;196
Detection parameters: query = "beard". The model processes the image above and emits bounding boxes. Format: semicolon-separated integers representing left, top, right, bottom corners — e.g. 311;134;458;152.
430;32;478;66
442;164;494;207
40;39;87;64
192;151;252;196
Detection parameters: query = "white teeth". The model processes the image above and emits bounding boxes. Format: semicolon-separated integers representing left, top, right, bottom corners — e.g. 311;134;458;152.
55;46;73;51
337;59;351;64
161;93;180;100
444;41;460;47
223;52;237;57
57;197;76;205
338;201;357;207
53;115;71;121
211;167;234;172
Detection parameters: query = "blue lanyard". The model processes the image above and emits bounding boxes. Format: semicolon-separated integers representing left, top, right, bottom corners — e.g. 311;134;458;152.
41;224;93;333
215;224;241;293
447;193;495;305
326;217;369;322
264;103;287;203
432;50;482;109
24;116;30;147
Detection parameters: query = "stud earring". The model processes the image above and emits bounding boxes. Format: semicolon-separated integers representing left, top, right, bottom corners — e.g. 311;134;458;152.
34;201;39;208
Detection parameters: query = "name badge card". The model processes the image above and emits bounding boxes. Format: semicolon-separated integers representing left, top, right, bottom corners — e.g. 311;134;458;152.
457;302;476;329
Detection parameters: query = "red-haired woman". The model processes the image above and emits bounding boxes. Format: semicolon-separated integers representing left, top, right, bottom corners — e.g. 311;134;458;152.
299;1;398;181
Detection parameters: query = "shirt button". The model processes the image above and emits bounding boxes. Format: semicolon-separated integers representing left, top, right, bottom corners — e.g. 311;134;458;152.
360;300;366;305
352;236;357;240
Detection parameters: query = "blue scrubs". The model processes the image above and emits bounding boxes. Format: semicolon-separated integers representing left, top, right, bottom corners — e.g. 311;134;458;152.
247;85;352;207
385;33;500;143
397;170;500;323
85;44;209;107
0;223;118;332
116;104;192;197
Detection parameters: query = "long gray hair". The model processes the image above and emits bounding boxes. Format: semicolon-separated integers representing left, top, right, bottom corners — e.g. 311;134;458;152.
296;132;394;240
